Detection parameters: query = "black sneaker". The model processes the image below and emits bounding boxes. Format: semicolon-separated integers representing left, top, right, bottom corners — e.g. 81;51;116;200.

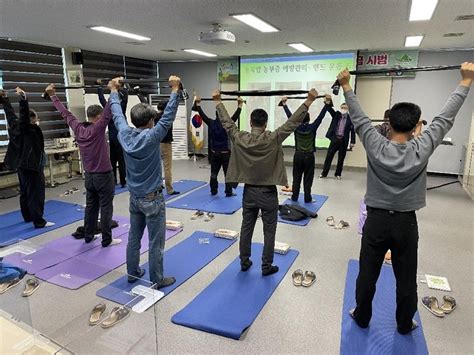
211;191;218;196
241;260;253;272
397;320;418;335
169;191;180;195
225;193;237;197
291;195;298;202
349;308;369;328
154;277;176;289
128;268;146;283
262;265;279;276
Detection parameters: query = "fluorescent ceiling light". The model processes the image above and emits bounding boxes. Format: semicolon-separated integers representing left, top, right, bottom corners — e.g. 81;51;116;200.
288;43;314;53
89;26;151;41
231;14;279;32
405;35;424;47
183;49;217;57
409;0;438;21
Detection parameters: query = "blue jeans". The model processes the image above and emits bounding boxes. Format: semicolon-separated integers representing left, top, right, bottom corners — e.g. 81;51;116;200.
127;192;166;286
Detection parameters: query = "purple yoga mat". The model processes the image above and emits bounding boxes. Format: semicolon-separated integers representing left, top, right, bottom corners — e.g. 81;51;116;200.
36;258;110;290
37;228;183;289
4;248;71;275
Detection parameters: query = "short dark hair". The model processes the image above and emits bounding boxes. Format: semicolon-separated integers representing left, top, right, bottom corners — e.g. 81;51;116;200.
131;103;156;128
86;105;103;119
303;112;310;123
389;102;421;133
250;109;268;127
157;100;168;112
384;109;390;119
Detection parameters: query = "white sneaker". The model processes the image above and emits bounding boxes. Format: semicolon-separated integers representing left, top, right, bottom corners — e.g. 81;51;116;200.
109;238;122;246
44;221;55;227
336;176;342;180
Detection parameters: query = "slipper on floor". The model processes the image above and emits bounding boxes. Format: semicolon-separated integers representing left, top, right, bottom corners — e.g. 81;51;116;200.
101;306;130;329
190;210;204;220
326;216;335;226
204;213;214;222
292;269;304;286
22;278;40;297
302;271;316;287
89;303;107;326
422;296;445;317
0;278;21;294
335;220;350;229
281;186;292;192
440;295;456;314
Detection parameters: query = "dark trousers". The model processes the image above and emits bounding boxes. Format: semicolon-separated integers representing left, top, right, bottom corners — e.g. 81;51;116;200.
18;168;46;228
321;137;347;177
110;140;126;187
353;207;419;333
292;151;315;202
84;171;115;246
210;151;234;195
239;185;278;271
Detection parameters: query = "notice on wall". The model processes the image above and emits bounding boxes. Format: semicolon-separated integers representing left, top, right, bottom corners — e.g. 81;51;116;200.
217;59;239;83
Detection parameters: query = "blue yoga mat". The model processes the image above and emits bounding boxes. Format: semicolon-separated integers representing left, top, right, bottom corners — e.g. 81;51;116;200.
340;259;428;355
96;231;236;306
114;180;206;200
167;184;243;214
278;194;328;226
172;243;299;340
0;200;84;247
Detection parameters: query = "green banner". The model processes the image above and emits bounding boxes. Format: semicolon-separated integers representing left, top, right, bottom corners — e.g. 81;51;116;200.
217;59;239;83
357;50;419;77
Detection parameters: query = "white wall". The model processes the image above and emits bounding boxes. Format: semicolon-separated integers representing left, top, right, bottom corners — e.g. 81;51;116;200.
391;50;474;174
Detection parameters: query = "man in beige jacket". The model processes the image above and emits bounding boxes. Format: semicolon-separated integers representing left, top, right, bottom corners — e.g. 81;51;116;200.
212;88;319;275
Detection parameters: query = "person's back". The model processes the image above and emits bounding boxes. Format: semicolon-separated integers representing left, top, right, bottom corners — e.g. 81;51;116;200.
338;63;473;335
213;88;319;276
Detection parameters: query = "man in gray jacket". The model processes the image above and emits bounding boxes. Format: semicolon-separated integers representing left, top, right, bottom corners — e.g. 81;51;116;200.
338;63;473;334
213;88;319;276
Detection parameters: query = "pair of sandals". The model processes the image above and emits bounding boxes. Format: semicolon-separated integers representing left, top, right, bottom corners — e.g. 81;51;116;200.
191;210;214;222
326;216;350;229
292;270;316;287
89;303;130;328
0;278;40;297
422;295;456;317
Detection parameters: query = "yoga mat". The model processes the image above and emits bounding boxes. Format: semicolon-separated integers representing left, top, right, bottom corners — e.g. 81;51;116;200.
278;194;328;226
164;179;207;201
96;231;236;305
3;216;131;274
0;200;84;247
36;228;183;289
340;260;428;355
167;184;243;214
172;243;299;340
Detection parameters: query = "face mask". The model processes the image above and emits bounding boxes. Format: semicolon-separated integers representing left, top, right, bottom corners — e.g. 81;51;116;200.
35;121;40;126
341;109;348;115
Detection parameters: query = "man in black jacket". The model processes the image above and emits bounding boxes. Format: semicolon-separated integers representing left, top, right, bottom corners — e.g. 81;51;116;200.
320;100;356;179
97;82;127;188
192;96;243;196
1;88;53;228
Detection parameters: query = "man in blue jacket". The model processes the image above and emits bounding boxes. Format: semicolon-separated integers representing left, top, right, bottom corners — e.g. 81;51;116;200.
320;100;356;179
108;75;181;289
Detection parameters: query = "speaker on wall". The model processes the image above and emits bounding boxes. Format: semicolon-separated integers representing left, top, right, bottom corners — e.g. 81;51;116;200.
71;51;83;65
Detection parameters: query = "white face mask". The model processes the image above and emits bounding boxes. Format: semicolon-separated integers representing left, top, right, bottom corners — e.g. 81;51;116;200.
35;121;40;126
341;109;348;115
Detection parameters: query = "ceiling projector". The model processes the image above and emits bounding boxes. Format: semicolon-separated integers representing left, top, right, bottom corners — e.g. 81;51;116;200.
199;24;235;45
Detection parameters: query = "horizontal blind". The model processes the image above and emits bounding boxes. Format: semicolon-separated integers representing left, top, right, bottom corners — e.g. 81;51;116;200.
0;39;69;146
124;56;158;97
81;50;124;94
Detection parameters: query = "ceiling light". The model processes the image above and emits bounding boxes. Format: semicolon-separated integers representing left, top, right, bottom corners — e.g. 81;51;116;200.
288;43;314;53
88;26;151;41
183;49;217;57
409;0;438;21
405;35;424;47
231;14;279;33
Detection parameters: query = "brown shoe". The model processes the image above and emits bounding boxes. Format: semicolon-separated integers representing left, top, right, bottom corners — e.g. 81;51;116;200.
89;303;107;326
422;296;445;317
440;295;456;314
101;306;130;329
